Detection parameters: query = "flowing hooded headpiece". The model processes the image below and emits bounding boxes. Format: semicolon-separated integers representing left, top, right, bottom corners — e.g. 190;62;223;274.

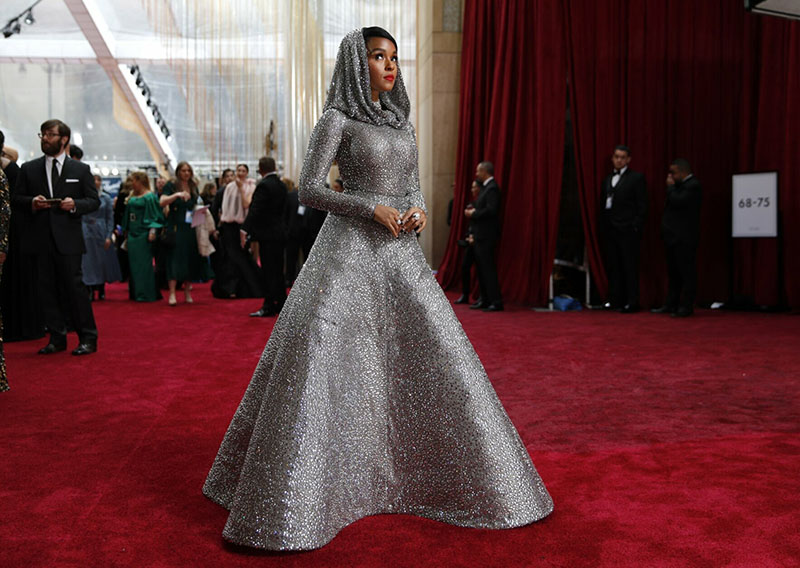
322;28;410;129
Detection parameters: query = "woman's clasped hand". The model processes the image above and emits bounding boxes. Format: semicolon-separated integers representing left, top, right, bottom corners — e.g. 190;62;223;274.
373;204;426;237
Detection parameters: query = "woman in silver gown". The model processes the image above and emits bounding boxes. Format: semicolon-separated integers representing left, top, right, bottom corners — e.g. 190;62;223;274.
203;27;553;551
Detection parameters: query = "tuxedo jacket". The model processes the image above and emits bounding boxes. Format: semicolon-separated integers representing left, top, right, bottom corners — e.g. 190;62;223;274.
469;178;501;241
12;155;99;255
661;176;702;246
242;174;288;243
283;190;307;240
601;168;648;232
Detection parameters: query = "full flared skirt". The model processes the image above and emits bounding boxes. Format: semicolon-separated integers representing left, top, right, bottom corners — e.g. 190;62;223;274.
127;233;161;302
165;223;209;283
203;212;553;550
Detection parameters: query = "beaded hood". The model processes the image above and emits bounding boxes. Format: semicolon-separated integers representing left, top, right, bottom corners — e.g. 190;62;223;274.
322;28;410;129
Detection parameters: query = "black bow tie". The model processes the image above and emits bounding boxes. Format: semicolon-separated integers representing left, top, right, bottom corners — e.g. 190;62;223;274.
614;170;622;175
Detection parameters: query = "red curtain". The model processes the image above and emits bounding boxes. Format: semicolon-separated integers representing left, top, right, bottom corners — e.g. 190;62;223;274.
440;1;800;308
736;18;800;307
563;0;800;308
436;0;567;305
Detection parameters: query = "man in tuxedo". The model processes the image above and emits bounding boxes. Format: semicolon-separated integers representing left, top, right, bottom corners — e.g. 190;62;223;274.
242;157;288;317
13;119;100;354
652;158;702;318
465;161;503;312
601;145;648;313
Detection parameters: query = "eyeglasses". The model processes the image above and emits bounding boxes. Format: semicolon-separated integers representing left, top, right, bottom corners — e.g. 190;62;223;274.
38;132;61;139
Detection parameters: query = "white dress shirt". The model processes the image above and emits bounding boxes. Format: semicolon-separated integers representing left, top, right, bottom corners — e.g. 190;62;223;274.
611;165;627;188
45;152;67;197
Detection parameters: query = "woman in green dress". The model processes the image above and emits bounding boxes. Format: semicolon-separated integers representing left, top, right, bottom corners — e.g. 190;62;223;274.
123;172;165;302
160;161;207;306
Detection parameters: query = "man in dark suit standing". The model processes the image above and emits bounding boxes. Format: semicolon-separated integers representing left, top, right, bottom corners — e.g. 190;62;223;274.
465;161;503;312
282;180;306;287
13;119;100;354
242;157;288;317
652;158;702;318
601;145;648;313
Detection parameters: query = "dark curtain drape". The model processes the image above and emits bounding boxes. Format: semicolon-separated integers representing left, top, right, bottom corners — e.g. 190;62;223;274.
436;0;566;305
564;1;800;308
736;18;800;307
439;1;800;308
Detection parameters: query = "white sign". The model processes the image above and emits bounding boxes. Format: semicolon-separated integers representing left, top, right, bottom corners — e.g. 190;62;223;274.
732;172;777;238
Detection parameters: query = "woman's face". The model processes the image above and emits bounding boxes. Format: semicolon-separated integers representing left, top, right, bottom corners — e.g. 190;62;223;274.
178;164;192;182
94;175;102;190
471;181;481;198
236;165;248;180
366;37;397;99
221;170;235;186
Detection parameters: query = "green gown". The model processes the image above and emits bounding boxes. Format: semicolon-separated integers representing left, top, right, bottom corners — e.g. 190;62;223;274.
123;192;165;302
162;182;210;283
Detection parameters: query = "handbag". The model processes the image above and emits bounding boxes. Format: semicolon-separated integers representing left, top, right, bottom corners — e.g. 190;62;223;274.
159;226;177;248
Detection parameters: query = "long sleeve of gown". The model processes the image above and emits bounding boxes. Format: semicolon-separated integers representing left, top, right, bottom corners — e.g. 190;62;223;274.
103;195;115;240
143;193;166;229
298;109;376;219
404;125;427;214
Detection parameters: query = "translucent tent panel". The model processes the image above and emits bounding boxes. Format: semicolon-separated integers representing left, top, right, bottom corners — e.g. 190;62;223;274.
0;63;155;166
1;0;416;178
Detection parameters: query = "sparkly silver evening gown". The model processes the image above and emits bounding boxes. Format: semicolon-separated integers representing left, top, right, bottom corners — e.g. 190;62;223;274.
203;29;553;551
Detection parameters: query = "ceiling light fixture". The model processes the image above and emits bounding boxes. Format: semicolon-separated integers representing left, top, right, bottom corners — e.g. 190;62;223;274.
2;0;43;39
127;64;173;144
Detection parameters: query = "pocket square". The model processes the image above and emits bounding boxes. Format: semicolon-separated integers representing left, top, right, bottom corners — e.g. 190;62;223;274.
65;178;79;183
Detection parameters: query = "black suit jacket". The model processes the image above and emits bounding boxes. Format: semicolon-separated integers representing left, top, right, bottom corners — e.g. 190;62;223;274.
243;174;288;243
12;155;99;255
602;168;647;232
469;178;501;241
283;190;307;240
210;186;224;225
661;176;702;246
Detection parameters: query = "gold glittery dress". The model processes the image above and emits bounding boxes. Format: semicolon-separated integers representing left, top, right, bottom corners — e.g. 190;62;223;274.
202;29;553;550
0;167;10;392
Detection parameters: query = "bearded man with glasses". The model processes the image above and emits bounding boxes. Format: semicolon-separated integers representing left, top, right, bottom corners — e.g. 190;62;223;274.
12;119;100;355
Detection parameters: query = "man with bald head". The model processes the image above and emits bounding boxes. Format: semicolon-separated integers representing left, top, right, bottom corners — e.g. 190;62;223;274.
652;158;702;318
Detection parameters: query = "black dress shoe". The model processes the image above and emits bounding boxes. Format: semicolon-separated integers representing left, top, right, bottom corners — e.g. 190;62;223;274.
469;301;487;310
671;308;694;318
72;343;97;356
620;304;640;313
483;303;504;312
38;343;67;355
454;295;469;304
249;308;276;317
650;306;676;314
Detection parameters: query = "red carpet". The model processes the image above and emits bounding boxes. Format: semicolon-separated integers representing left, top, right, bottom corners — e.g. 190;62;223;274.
2;282;799;567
